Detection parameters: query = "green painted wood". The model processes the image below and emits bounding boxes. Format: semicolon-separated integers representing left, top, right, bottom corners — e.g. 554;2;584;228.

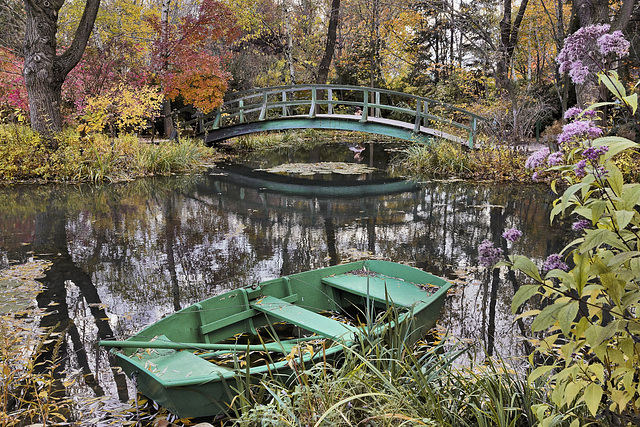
187;85;485;147
251;295;357;341
103;260;453;419
322;273;439;308
99;339;295;353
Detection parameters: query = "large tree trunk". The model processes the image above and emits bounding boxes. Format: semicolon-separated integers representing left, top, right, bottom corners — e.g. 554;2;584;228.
316;0;340;84
572;0;608;107
495;0;529;93
22;0;101;145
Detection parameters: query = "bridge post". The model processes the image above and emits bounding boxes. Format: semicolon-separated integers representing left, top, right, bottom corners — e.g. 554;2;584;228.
328;88;333;114
423;101;429;128
375;91;381;118
360;89;368;123
309;86;317;118
282;91;288;116
414;99;422;133
468;116;477;149
239;99;245;123
212;108;221;129
259;90;267;121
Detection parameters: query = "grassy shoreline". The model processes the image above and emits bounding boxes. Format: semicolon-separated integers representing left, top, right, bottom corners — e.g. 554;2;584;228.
0;124;227;184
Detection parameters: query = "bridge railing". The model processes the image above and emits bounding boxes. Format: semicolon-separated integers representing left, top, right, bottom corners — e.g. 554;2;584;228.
185;85;485;147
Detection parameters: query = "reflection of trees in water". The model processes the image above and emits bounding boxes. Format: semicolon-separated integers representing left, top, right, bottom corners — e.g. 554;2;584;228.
0;174;572;411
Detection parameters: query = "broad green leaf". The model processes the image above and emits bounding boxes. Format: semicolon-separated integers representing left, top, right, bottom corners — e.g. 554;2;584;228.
570;419;580;427
614;210;635;230
599;71;627;98
623;93;638;114
588;200;606;223
558;301;579;337
606;161;624;197
511;284;540;313
559;182;591;214
532;303;564;332
584;383;603;416
607;251;640;268
512;255;543;282
621;184;640;209
584;323;615;348
594;137;639;160
573;251;592;295
528;365;557;385
589;363;605;382
601;271;624;307
565;381;584;406
579;229;622;253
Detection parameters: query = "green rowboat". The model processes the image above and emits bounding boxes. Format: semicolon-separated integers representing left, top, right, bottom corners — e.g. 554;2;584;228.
100;260;452;418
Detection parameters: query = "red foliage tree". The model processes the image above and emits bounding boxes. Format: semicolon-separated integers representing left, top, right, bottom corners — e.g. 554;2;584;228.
149;0;238;121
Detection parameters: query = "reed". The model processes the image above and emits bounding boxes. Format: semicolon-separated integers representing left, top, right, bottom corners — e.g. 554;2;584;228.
233;308;556;427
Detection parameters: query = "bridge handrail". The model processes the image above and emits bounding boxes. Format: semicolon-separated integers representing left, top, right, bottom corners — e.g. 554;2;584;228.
220;84;486;121
184;84;486;147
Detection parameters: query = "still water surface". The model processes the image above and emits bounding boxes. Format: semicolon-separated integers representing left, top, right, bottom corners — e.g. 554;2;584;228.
0;141;571;414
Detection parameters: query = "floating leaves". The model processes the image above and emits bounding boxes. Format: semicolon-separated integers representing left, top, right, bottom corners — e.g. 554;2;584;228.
259;162;377;176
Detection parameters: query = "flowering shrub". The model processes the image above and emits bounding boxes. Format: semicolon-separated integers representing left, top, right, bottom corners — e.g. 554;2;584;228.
0;48;28;117
556;24;629;84
496;36;640;423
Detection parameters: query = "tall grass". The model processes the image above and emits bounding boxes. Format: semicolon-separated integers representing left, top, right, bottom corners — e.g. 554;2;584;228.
0;124;221;183
392;140;476;178
233;307;557;427
392;139;534;182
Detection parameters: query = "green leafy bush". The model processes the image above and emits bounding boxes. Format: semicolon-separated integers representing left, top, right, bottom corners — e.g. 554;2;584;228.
500;70;640;425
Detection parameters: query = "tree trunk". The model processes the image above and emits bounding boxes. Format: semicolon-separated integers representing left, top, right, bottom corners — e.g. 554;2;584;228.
161;0;174;136
316;0;340;84
22;0;101;144
283;0;296;84
495;0;529;93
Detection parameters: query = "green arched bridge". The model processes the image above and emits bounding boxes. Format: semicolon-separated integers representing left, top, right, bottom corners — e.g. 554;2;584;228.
184;85;485;148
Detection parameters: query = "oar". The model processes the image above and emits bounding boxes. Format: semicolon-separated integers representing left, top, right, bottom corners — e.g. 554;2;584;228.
99;340;297;353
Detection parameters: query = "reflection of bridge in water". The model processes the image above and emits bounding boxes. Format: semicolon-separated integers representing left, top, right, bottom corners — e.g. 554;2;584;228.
212;164;420;199
185;85;485;148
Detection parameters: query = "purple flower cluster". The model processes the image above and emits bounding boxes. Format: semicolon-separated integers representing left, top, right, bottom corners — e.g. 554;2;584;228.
598;31;630;57
478;240;503;267
557;120;603;144
572;219;590;231
547;151;564;166
574;159;587;177
525;148;564;176
564;107;583;120
525;147;550;169
502;228;523;243
582;145;609;161
543;254;569;272
557;24;630;84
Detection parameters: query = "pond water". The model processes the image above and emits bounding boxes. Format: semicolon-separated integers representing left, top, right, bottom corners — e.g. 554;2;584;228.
0;139;572;420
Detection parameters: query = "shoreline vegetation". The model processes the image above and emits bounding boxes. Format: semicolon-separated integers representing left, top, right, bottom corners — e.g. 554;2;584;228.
0;124;227;184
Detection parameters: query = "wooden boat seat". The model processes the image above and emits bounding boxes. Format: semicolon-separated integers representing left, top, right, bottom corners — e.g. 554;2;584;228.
321;273;433;308
130;341;232;385
251;295;357;341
